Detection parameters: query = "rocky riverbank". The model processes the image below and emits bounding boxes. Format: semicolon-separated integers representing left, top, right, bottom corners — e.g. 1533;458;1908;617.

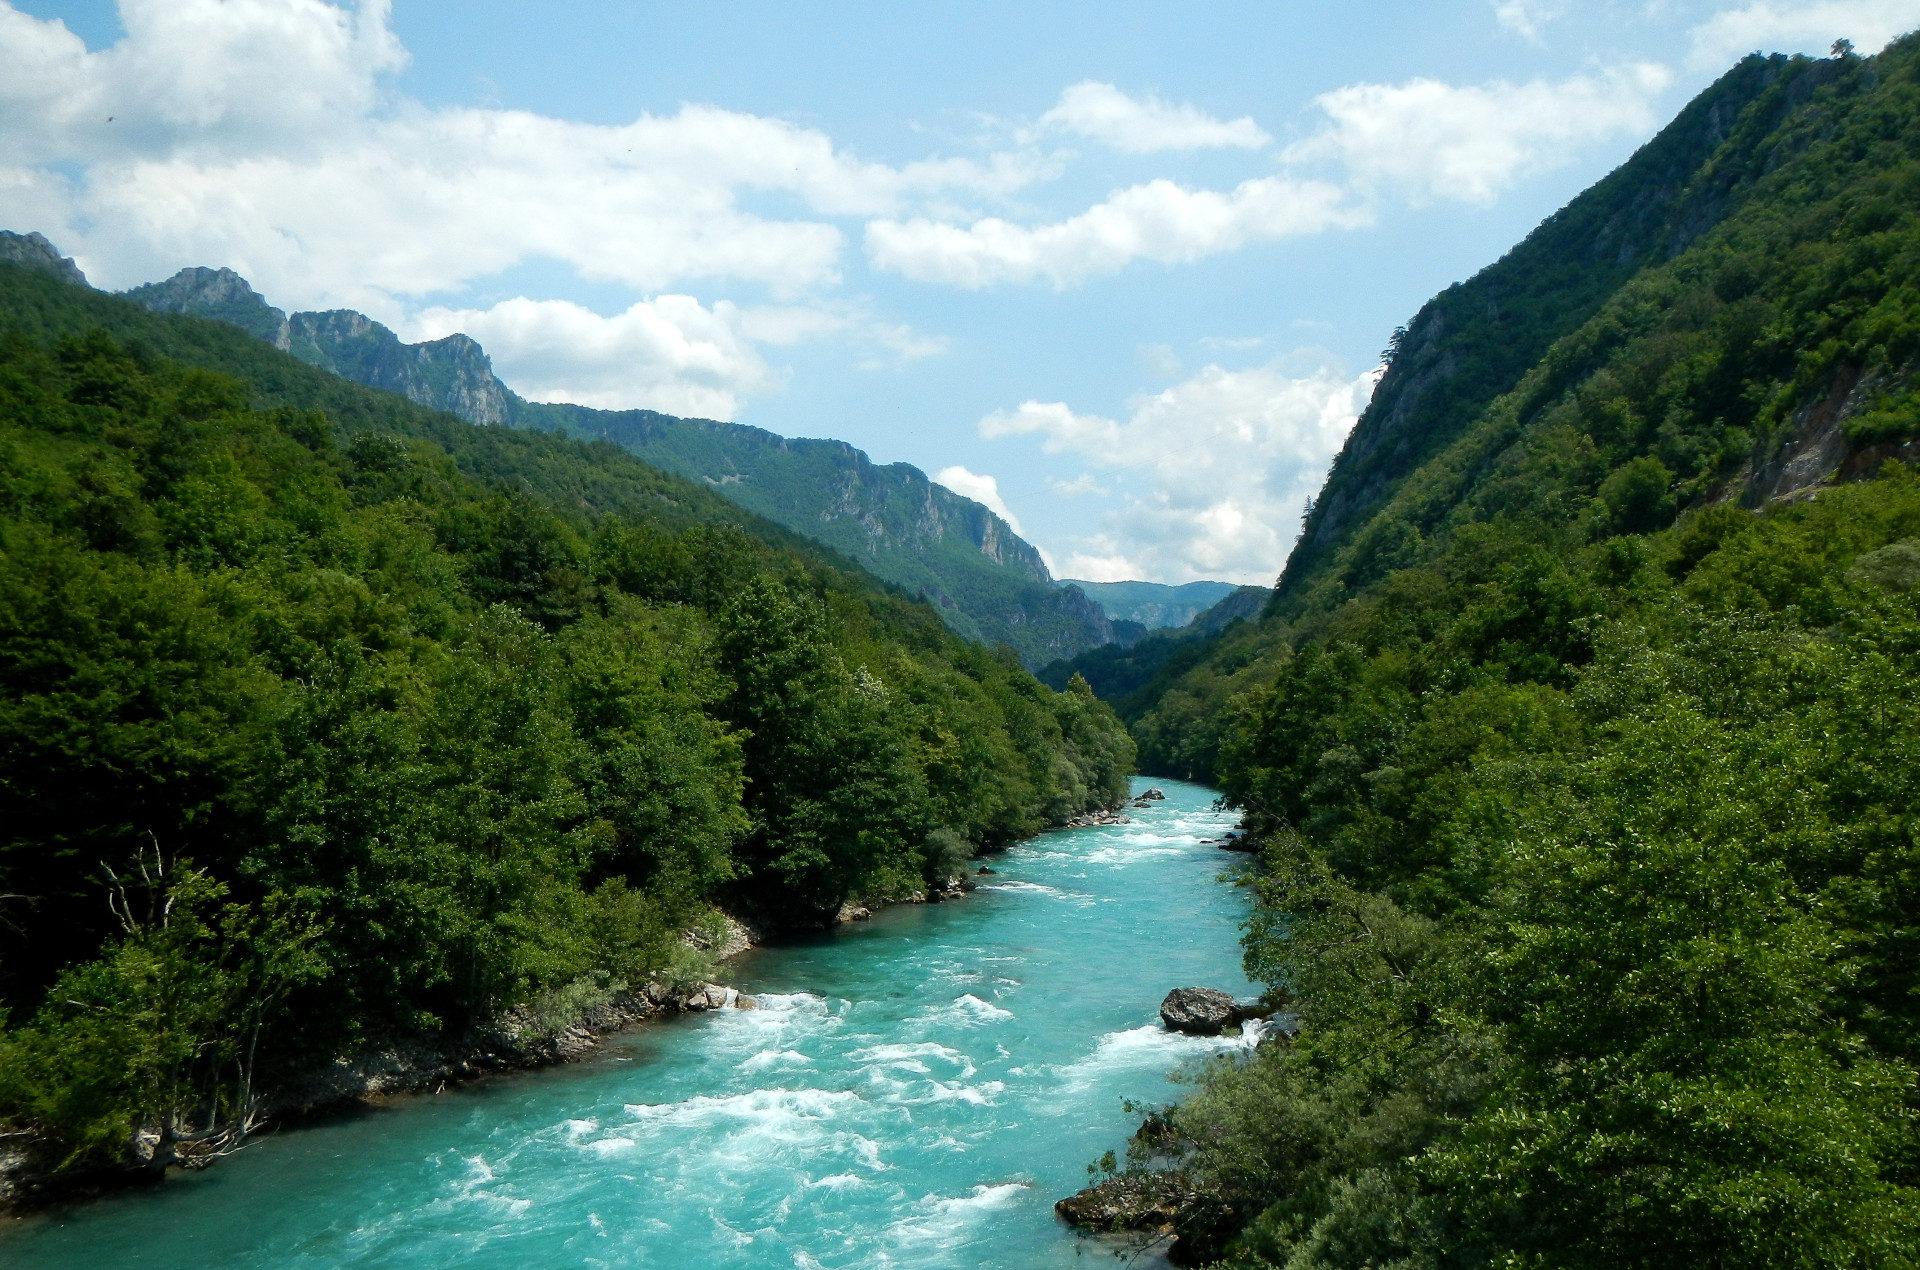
0;919;764;1214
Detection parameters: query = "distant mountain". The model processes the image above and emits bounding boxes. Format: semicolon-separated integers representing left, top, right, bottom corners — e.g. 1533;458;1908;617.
1036;583;1272;703
1060;579;1240;630
0;231;86;287
110;264;1110;666
526;403;1113;661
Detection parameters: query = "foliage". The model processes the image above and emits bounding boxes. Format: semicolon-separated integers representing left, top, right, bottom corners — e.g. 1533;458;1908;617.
1108;35;1920;1269
0;304;1133;1171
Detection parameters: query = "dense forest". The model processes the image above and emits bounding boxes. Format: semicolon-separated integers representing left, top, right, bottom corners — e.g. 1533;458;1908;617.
0;273;1132;1183
1091;38;1920;1269
117;260;1119;668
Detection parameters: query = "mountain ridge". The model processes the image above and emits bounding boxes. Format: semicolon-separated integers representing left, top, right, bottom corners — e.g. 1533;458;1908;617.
111;263;1108;665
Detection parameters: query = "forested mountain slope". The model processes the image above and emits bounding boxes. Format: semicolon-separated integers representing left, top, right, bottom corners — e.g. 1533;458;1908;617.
0;260;1132;1188
1280;50;1833;601
112;261;1111;666
1085;39;1920;1268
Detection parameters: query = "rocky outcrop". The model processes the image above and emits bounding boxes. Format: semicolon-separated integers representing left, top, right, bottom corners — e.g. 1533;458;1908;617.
0;231;87;287
121;275;517;426
124;267;291;348
1055;1171;1239;1266
284;311;514;426
1159;987;1241;1035
1061;808;1129;828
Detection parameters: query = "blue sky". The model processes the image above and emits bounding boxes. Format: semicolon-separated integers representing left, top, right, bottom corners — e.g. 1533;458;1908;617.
5;1;1917;583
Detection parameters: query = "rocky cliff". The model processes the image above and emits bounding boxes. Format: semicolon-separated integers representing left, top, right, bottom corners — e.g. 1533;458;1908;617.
0;232;87;287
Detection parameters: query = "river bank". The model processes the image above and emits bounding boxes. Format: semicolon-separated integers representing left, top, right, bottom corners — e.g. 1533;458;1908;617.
0;779;1255;1269
0;811;1133;1215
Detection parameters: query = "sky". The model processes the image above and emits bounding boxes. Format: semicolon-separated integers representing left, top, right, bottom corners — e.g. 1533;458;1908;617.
4;2;1918;584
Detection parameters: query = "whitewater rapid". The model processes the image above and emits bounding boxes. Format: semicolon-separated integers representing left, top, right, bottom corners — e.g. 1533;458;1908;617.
1;779;1258;1269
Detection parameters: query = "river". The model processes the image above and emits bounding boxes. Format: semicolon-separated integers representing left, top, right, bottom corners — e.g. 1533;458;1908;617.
0;779;1258;1269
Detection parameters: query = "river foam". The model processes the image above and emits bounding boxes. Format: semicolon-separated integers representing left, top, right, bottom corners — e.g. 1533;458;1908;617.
1;778;1257;1270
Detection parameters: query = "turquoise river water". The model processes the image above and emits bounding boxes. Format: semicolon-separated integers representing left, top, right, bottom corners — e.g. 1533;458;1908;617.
1;779;1258;1269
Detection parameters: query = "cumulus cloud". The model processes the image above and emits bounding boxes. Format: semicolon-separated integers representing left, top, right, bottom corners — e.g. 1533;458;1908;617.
0;0;1034;412
1285;63;1674;205
411;296;777;419
866;175;1363;288
1689;1;1920;68
868;62;1675;289
0;1;1047;307
1491;0;1565;40
0;0;406;166
981;359;1381;583
933;466;1025;533
1033;81;1270;153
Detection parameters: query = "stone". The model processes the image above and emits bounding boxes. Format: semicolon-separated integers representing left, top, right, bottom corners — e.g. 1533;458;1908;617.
1159;987;1240;1035
681;983;731;1012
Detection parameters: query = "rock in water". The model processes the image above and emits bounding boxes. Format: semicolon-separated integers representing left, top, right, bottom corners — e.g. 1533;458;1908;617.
681;983;731;1012
1159;987;1239;1035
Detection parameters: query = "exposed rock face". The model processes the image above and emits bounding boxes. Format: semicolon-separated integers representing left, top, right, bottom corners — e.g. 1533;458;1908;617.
1159;987;1240;1035
1056;1175;1183;1231
680;983;733;1012
124;267;290;348
0;231;87;287
286;311;514;425
1055;1173;1237;1267
122;277;517;426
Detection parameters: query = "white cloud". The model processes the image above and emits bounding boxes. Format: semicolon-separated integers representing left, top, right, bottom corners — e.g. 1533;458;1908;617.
1286;63;1674;205
0;0;1030;413
933;466;1025;534
1492;0;1565;40
1048;473;1106;496
0;0;406;166
866;175;1364;288
1689;1;1920;68
981;359;1382;584
411;296;776;419
869;322;950;363
0;0;1040;309
1033;81;1270;153
869;63;1675;291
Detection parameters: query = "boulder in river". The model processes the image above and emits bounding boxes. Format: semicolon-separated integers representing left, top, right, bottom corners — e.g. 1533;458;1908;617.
1135;788;1167;801
1159;987;1239;1035
681;983;731;1012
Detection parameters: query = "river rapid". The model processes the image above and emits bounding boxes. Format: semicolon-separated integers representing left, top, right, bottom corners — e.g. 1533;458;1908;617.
1;779;1258;1269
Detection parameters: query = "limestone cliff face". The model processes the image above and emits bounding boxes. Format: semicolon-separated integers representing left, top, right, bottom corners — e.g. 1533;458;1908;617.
125;267;291;348
286;312;514;426
0;232;87;287
124;275;514;426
